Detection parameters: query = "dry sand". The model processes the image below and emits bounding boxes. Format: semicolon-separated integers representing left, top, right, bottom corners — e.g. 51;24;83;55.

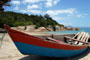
0;33;90;60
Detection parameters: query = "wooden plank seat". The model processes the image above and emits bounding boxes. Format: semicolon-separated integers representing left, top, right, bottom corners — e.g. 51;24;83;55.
64;32;90;45
65;36;90;44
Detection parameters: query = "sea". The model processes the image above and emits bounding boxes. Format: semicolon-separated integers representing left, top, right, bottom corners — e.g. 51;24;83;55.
44;27;90;35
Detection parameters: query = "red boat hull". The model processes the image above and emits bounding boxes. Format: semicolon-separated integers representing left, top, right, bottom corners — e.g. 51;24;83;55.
4;25;88;57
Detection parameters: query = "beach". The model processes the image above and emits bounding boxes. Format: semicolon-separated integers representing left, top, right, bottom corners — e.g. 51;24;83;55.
0;33;90;60
0;0;89;60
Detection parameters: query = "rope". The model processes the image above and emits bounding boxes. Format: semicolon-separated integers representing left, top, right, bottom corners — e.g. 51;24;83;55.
0;29;6;48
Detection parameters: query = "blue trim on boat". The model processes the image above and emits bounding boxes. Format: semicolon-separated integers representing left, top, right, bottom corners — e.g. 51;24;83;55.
14;42;87;57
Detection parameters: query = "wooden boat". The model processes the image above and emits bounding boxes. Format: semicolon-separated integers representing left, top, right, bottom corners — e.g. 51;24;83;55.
4;25;90;57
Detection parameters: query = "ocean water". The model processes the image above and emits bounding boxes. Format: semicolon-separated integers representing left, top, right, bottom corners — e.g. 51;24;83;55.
44;27;90;35
80;27;90;34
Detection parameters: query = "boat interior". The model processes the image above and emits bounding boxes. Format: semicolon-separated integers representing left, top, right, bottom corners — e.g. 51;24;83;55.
35;33;90;45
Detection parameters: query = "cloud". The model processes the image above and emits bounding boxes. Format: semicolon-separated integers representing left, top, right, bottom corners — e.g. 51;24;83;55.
45;8;76;21
52;16;72;21
53;0;60;5
30;10;42;14
22;0;60;7
22;0;43;3
11;0;20;10
60;23;73;26
76;14;88;18
20;4;42;14
14;5;19;10
20;9;42;14
11;1;20;5
53;17;63;20
46;8;76;15
46;0;60;7
30;10;41;14
27;5;39;9
46;2;52;7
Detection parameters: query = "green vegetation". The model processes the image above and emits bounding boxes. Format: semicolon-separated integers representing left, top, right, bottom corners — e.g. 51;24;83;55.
0;12;64;28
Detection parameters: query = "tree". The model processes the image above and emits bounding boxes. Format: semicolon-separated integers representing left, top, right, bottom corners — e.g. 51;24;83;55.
44;14;59;31
0;12;64;29
44;14;51;20
0;0;11;12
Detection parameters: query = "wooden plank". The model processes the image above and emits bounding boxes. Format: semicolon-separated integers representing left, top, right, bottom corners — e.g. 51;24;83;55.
46;37;68;44
65;36;90;44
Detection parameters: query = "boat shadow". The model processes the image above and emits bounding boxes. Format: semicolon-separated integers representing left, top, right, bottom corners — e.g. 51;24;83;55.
20;47;90;60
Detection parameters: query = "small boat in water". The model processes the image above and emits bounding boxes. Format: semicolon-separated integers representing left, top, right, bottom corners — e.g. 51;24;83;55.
4;24;90;57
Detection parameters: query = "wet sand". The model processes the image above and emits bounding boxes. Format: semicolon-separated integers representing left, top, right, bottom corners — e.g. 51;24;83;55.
0;33;90;60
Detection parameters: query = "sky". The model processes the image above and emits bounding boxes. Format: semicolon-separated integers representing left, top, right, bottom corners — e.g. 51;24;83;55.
4;0;90;27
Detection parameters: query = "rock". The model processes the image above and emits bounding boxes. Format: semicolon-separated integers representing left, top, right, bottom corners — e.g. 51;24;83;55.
76;28;80;30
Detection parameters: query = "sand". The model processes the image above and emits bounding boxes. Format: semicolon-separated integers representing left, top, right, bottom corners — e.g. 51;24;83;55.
0;33;90;60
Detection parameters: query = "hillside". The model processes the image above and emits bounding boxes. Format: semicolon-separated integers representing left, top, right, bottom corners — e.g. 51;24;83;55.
0;12;63;28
